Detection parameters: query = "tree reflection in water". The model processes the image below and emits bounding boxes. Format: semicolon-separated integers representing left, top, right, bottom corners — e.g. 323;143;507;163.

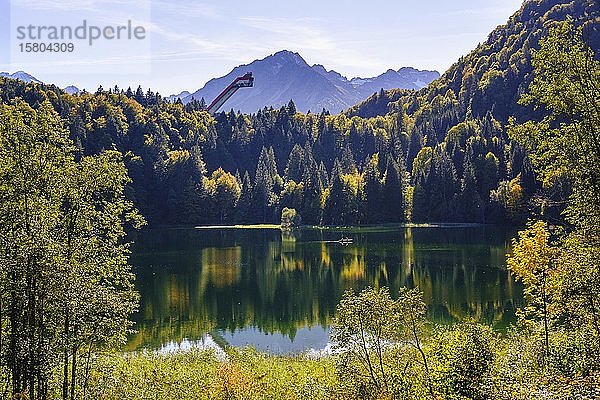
126;225;522;352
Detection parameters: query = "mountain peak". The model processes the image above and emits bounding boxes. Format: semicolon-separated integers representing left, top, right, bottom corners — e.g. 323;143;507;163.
271;50;306;65
177;51;439;114
64;86;81;95
0;71;43;84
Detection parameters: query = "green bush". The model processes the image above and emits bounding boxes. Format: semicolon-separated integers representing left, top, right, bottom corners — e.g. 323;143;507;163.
431;322;497;399
281;207;302;229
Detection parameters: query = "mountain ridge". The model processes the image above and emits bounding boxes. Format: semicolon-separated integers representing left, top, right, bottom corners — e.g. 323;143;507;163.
174;50;439;113
0;71;42;84
0;71;83;95
347;0;600;120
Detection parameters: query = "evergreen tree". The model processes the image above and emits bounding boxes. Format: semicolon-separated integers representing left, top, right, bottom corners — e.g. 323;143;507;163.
340;144;357;174
251;147;278;222
284;144;305;183
323;159;345;226
299;144;323;225
362;153;383;224
461;153;484;222
235;171;253;223
381;157;405;222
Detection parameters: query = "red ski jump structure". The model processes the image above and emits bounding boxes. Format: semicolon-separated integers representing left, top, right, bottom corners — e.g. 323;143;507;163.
207;72;254;114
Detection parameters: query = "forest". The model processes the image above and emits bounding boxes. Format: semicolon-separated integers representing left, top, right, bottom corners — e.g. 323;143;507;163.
1;2;595;229
0;0;599;398
0;76;538;227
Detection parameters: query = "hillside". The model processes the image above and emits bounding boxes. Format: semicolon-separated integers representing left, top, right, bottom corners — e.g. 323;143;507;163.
174;50;439;113
0;0;597;227
348;0;600;121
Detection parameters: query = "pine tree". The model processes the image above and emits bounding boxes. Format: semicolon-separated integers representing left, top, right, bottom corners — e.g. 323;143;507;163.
363;153;383;223
340;144;357;174
323;159;345;226
251;147;278;222
299;144;323;225
284;144;305;183
381;157;405;222
235;171;253;223
461;153;484;222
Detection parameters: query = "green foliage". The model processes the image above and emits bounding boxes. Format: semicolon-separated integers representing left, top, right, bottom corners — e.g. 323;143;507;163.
281;207;302;229
507;221;556;337
0;3;599;398
0;100;143;399
510;19;600;234
204;167;241;223
331;287;432;399
504;18;600;398
431;322;497;400
0;29;561;227
490;174;526;222
83;348;338;400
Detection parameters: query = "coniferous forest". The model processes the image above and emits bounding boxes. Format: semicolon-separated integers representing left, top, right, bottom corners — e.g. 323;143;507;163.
1;0;600;399
7;2;598;228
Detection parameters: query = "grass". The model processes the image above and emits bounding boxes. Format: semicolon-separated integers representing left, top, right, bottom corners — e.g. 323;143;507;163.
84;348;338;400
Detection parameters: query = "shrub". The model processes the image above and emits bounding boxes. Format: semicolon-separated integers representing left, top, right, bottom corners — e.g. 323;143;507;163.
431;322;497;399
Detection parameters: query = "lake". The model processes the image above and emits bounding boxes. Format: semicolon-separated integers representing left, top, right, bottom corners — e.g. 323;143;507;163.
126;225;522;353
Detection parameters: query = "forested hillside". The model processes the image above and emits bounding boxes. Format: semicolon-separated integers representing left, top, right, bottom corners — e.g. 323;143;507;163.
0;0;597;227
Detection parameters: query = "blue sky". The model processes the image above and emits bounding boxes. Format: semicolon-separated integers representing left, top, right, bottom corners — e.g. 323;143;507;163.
1;0;523;95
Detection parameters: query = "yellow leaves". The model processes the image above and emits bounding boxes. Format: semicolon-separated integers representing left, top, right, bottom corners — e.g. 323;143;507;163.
93;115;107;130
143;134;154;146
205;168;241;200
341;172;362;196
412;147;433;176
507;221;556;286
166;149;190;164
321;187;330;209
507;176;523;209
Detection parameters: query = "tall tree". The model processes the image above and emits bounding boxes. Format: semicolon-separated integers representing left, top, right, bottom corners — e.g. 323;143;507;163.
380;157;405;222
0;100;143;399
362;153;383;224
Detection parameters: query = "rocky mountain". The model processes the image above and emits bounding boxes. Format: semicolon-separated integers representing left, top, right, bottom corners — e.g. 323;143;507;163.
349;67;439;94
63;85;81;95
0;71;42;84
0;71;83;95
166;90;190;102
177;51;439;113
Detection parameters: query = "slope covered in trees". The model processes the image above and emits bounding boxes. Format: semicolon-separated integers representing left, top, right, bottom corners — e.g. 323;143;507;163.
0;0;597;228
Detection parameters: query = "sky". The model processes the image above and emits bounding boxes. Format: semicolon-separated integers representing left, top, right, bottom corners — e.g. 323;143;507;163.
0;0;524;95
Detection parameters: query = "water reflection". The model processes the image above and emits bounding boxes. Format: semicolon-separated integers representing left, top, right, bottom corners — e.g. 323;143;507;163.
126;226;522;352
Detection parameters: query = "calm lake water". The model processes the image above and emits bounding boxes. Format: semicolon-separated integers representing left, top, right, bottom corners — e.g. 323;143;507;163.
126;225;522;353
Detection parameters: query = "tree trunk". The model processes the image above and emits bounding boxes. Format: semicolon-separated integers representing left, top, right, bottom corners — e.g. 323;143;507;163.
71;339;77;400
358;314;379;389
541;270;549;364
412;317;433;398
63;312;70;400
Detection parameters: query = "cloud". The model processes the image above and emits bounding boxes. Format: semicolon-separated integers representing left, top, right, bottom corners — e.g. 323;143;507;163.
239;16;336;52
12;0;149;12
152;1;222;20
